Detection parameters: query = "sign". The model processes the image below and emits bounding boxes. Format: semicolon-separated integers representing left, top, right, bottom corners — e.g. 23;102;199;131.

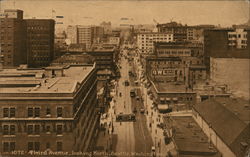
152;69;175;76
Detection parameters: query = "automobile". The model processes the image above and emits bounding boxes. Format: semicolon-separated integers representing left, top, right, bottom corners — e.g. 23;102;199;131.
133;107;137;113
136;96;140;100
124;80;129;86
140;108;145;113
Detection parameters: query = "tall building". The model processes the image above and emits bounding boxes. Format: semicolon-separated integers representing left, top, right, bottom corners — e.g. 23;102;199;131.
137;32;173;54
0;9;27;68
66;25;78;44
204;28;250;73
157;22;188;41
77;25;92;49
91;26;104;44
0;64;99;154
100;21;112;35
26;19;55;68
0;9;55;68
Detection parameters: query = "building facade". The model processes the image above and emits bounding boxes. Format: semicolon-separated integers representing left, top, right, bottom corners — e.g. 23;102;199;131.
66;25;78;44
204;28;250;71
77;26;92;49
0;9;27;68
0;64;99;155
137;33;173;54
25;19;55;68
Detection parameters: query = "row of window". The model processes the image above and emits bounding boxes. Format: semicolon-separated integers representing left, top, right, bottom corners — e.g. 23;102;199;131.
2;107;63;118
2;124;64;135
3;141;63;152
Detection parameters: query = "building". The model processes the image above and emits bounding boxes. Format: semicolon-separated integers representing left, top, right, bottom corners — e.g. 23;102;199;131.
164;116;221;157
91;26;104;44
203;28;250;70
210;57;249;100
137;33;173;54
149;79;196;113
87;45;118;72
66;25;78;44
100;21;112;35
0;9;27;68
25;19;55;68
77;25;92;49
157;22;188;41
108;36;120;46
0;64;99;155
51;53;94;66
193;97;250;157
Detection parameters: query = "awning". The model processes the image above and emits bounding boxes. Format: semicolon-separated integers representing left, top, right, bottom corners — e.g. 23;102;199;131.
173;97;178;101
165;98;171;101
158;105;169;110
160;97;165;101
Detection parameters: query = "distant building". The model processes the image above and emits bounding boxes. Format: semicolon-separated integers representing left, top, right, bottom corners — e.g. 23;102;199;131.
100;21;112;35
0;9;23;19
0;9;27;68
157;22;188;41
193;97;250;157
108;36;120;46
137;33;174;54
77;26;92;49
91;26;104;44
26;19;55;68
0;64;99;154
66;25;78;44
204;28;250;70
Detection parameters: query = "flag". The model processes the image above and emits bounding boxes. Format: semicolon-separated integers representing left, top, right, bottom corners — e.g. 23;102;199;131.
52;9;56;13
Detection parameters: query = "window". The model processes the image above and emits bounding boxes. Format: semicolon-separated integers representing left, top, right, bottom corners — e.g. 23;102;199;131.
57;142;63;151
2;125;15;135
3;142;15;152
34;125;40;135
3;125;9;135
34;142;40;151
34;108;40;117
10;125;15;135
28;142;40;151
3;108;9;118
28;142;33;151
57;107;63;117
46;107;51;116
46;125;50;133
56;125;63;135
46;142;50;149
10;108;15;118
3;142;9;152
27;125;33;135
28;108;33;117
3;108;15;118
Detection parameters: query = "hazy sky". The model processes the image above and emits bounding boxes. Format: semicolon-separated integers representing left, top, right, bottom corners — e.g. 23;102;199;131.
0;0;249;28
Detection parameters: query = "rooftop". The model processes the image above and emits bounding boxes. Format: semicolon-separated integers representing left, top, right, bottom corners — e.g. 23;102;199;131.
164;116;219;157
194;97;250;157
0;64;95;94
151;81;194;93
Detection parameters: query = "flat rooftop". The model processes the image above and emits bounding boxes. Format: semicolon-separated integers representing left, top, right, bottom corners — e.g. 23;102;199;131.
151;81;194;93
0;65;94;94
164;116;219;157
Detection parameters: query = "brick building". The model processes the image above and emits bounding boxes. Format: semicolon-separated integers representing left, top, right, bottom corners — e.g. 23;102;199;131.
0;9;27;68
0;64;99;155
26;19;55;68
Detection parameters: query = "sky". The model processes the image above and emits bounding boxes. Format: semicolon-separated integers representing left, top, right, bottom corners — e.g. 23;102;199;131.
0;0;249;29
